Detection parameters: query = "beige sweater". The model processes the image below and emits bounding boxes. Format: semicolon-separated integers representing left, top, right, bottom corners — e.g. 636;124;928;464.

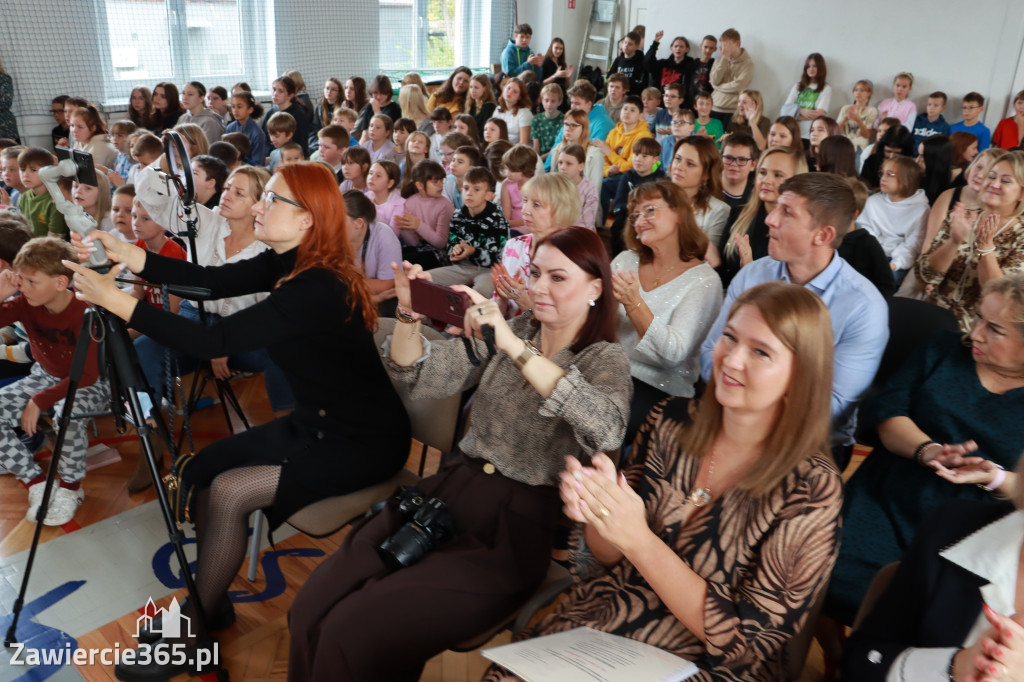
709;49;754;114
384;313;633;486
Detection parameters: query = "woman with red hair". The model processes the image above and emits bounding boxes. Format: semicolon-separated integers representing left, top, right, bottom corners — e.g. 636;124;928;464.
66;162;410;679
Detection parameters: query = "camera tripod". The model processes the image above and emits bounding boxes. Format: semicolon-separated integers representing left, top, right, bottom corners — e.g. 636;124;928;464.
3;301;229;681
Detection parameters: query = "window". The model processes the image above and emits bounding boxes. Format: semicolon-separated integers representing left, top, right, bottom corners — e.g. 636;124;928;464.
378;0;513;78
96;0;271;104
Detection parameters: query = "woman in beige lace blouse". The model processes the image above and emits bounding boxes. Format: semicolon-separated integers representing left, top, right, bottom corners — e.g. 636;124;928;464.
485;281;843;681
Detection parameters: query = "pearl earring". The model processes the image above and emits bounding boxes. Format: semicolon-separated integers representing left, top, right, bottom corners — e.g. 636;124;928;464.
588;299;596;307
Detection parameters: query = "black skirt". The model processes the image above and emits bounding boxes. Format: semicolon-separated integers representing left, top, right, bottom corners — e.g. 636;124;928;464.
183;406;410;529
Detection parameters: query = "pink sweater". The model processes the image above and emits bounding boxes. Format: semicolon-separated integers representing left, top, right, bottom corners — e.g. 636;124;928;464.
400;193;455;248
367;189;406;234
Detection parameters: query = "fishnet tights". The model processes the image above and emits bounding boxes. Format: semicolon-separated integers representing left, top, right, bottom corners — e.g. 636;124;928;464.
191;465;281;623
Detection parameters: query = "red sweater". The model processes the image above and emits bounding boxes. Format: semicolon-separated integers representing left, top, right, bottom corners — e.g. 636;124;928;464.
0;294;99;410
134;238;188;308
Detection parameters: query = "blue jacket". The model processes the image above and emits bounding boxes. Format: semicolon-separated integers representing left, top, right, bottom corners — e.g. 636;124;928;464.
501;40;541;78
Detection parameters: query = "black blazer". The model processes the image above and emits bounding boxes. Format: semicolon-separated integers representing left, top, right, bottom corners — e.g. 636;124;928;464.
842;499;1015;681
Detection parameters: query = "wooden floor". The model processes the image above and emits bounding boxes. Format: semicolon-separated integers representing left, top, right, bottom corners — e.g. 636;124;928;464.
0;372;835;681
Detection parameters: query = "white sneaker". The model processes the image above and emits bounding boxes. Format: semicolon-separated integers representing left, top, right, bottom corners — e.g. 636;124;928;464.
42;487;84;526
25;481;46;521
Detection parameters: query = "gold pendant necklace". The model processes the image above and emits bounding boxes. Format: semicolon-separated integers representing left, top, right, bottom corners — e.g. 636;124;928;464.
689;447;717;508
653;261;682;288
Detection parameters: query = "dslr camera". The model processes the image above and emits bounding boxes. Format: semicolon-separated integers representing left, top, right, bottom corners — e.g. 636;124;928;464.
377;486;456;570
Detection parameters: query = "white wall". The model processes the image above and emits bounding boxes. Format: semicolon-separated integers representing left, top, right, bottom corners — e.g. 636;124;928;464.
645;0;1024;127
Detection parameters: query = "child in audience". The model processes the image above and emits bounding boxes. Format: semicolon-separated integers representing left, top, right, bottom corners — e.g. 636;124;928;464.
278;141;304;166
640;86;662;129
207;141;240;171
608;31;647;96
596;95;653;215
549;109;604;195
50;95;70;149
837;176;896;299
428;107;453;162
859;116;897;173
220;132;251;167
767;115;804;153
501;23;543;79
912;91;950;145
530;83;564;161
467;74;498;131
837;80;878;152
437;132;472;176
331;107;359;144
401;132;430;187
0;219;34;390
110;185;137;242
877;72;917;128
362;113;399;164
205;86;230;122
453;114;482;149
725;90;770;151
108;120;137;187
609;136;666;251
395;159;454;267
224;91;266;166
17;148;66;238
71;172;112;233
366;160;405;230
392;117;416;154
427;166;509;296
499;144;537;230
660;109;695;172
494;79;533;145
856;155;928;284
130;197;186;313
126;133;161;185
69;105;117;168
313;124;350;177
61;97;88;141
484;139;512;185
445;144;484;210
654;83;685;140
0;147;26;207
693;90;723;140
950;92;992;151
265;111;297;170
482;118;509;149
556;143;599;228
0;238;110;526
599;73;629;123
342;189;401;307
807;115;839;170
339;146;371;193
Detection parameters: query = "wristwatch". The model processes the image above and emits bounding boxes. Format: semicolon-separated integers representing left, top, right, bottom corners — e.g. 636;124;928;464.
514;340;542;371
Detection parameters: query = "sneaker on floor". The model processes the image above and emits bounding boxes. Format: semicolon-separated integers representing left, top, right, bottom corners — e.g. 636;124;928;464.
42;486;84;526
25;481;46;521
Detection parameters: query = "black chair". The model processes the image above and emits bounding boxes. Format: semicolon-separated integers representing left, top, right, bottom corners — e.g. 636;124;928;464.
855;298;958;446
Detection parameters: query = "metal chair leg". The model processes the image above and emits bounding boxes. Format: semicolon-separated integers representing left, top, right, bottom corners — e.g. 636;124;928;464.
247;511;264;582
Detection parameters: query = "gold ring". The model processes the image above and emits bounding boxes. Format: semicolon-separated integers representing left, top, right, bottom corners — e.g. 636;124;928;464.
599;507;610;517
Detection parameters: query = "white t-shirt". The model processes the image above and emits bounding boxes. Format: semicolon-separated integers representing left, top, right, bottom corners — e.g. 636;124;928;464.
494;108;533;144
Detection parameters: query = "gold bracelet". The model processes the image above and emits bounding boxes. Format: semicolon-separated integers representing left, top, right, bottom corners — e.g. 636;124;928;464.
514;340;542;371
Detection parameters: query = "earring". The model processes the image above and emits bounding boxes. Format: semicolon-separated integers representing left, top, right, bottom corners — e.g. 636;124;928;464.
588;299;596;307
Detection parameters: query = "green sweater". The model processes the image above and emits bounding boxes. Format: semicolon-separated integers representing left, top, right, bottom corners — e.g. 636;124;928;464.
18;189;67;238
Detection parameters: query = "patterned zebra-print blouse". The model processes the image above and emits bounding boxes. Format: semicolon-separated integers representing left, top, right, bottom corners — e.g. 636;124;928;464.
484;396;843;681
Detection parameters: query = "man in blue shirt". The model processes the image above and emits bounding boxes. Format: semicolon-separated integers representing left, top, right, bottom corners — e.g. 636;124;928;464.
700;173;889;469
543;81;615;171
501;24;543;79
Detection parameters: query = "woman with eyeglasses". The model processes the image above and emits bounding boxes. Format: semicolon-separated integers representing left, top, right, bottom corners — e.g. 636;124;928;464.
611;180;722;446
65;162;410;680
